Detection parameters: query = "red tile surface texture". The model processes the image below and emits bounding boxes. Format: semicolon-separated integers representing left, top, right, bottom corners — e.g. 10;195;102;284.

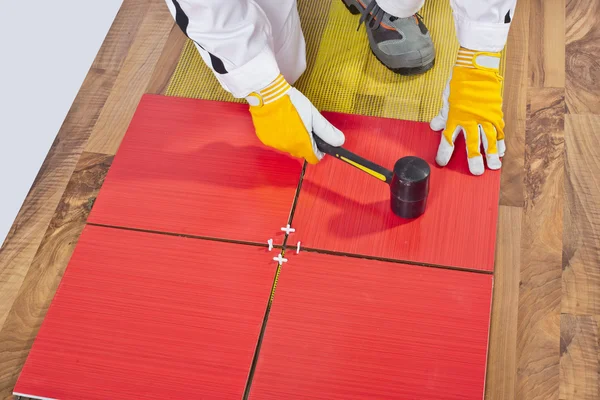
289;112;502;271
13;225;277;400
250;251;493;399
87;94;303;245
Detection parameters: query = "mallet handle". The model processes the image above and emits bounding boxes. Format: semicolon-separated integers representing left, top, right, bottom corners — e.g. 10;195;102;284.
313;134;393;185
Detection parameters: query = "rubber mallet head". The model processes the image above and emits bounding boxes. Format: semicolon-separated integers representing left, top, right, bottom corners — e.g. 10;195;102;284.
389;156;430;219
313;134;430;219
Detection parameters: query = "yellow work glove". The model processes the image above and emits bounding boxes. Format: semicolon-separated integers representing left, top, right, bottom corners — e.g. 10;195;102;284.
246;74;345;164
430;47;505;175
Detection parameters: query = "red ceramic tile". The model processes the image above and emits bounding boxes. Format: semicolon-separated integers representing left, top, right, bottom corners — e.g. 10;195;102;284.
289;112;502;271
87;94;303;245
14;225;277;400
250;251;493;400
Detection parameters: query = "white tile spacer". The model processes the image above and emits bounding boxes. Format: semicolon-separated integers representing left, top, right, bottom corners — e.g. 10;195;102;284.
280;224;295;235
273;254;288;265
296;241;301;254
267;238;273;251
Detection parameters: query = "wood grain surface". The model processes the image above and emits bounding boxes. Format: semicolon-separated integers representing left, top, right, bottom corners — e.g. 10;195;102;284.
145;24;187;95
499;0;529;207
13;225;277;400
560;314;599;400
90;0;150;72
562;115;600;316
565;0;600;114
516;88;565;400
250;251;493;399
85;0;174;155
289;113;501;272
485;205;522;400
529;0;566;88
86;94;303;245
0;153;112;400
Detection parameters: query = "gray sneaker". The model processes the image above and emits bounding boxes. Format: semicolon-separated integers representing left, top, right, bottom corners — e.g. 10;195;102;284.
342;0;435;75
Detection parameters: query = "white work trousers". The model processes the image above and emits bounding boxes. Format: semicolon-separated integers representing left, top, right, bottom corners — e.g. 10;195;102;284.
165;0;517;98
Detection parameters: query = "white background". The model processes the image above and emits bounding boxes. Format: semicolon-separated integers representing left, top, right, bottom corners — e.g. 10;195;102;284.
0;0;123;248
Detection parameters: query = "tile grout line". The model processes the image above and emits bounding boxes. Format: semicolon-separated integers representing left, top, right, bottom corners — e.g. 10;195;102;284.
92;159;493;400
92;154;493;400
242;161;307;399
242;261;281;400
297;246;496;275
88;219;492;276
282;161;308;249
243;157;495;397
86;222;280;250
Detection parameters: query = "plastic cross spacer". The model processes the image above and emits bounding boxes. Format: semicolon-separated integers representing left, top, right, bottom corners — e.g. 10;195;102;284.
267;239;273;251
273;254;288;265
280;224;295;235
296;241;301;254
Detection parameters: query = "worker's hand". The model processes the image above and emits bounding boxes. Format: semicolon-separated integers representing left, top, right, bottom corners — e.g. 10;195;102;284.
430;47;505;175
246;74;345;164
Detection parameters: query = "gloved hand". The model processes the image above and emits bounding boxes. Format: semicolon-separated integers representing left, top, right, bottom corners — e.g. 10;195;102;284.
430;47;505;175
246;74;345;164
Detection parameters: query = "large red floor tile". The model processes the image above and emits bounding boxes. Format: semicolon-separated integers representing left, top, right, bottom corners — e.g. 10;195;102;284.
14;225;277;400
289;112;502;271
87;94;303;245
249;251;493;399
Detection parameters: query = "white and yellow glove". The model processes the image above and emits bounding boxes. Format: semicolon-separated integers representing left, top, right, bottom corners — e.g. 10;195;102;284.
246;74;345;164
430;47;505;175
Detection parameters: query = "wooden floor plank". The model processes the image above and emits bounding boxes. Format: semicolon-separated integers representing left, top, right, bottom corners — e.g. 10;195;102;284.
486;205;522;400
516;88;565;400
84;0;174;155
565;0;600;114
0;153;113;400
0;68;116;333
90;0;150;72
562;114;600;315
145;24;186;95
529;0;566;88
499;0;529;207
559;314;599;400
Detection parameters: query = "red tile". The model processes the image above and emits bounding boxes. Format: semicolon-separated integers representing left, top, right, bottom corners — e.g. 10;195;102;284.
289;112;501;271
14;225;276;400
88;94;303;245
250;251;493;400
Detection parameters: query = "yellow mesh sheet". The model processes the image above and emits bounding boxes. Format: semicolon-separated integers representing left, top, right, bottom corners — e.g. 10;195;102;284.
165;0;506;122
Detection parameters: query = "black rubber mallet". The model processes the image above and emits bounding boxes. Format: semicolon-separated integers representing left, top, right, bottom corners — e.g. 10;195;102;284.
313;134;430;219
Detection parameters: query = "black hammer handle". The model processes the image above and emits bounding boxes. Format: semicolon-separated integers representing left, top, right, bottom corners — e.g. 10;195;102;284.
313;134;393;184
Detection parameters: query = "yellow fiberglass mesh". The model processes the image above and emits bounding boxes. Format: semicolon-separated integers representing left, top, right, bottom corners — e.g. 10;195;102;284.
165;0;506;123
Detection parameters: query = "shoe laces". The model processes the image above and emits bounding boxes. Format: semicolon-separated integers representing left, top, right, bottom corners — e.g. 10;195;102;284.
357;1;386;30
357;2;425;30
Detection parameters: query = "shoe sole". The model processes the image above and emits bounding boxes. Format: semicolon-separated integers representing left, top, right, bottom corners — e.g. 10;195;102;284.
370;47;435;75
341;0;435;75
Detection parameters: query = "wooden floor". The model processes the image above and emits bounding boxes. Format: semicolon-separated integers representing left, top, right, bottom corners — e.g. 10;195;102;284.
0;0;598;398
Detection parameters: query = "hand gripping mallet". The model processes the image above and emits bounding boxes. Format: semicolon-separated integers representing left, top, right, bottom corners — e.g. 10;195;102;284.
313;134;431;219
